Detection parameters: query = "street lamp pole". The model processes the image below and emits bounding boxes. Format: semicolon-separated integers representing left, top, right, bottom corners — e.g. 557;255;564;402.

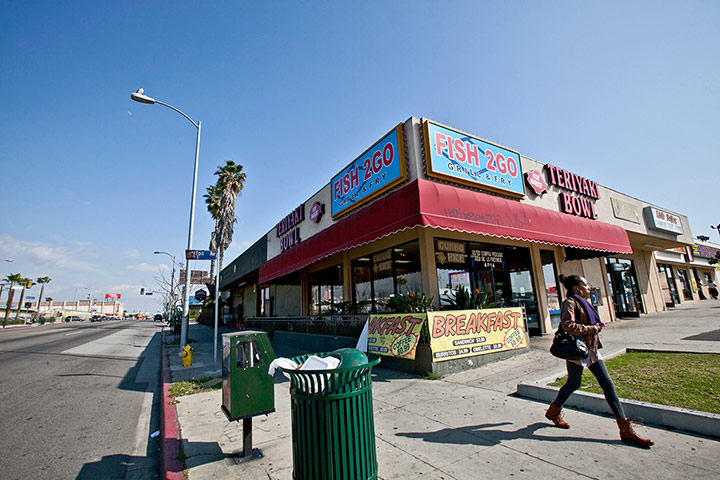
132;88;200;348
73;286;88;311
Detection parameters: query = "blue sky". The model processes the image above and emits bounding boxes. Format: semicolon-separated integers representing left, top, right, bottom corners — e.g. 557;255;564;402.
1;1;718;313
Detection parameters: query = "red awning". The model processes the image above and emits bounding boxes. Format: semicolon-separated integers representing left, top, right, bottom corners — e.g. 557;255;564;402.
417;179;633;254
259;182;424;283
259;179;632;283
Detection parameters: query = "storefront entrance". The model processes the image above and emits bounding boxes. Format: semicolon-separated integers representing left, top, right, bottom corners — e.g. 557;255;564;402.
676;269;693;301
436;240;541;335
605;258;644;317
657;263;680;307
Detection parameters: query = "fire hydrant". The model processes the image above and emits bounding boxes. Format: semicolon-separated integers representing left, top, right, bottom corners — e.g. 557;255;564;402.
181;345;193;367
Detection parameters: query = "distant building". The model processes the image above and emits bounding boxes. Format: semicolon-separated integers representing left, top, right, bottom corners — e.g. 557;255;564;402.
654;239;720;306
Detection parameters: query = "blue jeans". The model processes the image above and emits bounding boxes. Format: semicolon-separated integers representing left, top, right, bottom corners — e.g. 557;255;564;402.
553;360;626;419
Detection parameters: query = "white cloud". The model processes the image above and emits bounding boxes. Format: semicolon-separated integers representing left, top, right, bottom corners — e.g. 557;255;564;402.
0;234;100;273
123;249;142;259
126;263;168;273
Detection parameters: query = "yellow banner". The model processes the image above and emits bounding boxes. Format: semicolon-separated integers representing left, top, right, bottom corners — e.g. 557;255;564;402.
367;313;426;359
428;307;527;362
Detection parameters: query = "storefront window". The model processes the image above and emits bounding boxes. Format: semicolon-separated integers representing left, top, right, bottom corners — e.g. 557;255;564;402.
352;241;422;313
435;239;540;334
541;250;562;329
676;270;693;301
657;263;679;307
308;265;343;315
259;286;273;317
606;258;643;317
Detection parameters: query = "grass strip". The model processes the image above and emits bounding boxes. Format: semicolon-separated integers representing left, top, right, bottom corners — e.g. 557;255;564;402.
169;376;223;397
548;352;720;414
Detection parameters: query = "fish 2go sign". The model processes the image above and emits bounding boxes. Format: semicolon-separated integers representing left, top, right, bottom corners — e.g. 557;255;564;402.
331;124;407;218
423;119;525;197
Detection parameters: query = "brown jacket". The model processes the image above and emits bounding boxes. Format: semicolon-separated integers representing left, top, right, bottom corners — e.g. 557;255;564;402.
560;296;602;353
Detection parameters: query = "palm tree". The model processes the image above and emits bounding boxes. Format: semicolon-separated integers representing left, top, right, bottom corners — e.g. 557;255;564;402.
204;184;221;288
3;273;23;327
15;278;32;322
34;277;51;321
215;160;246;271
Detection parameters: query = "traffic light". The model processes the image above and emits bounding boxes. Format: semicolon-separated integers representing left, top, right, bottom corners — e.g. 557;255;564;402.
140;288;145;295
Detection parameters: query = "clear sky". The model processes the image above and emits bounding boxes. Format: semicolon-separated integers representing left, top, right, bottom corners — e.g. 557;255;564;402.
1;1;718;313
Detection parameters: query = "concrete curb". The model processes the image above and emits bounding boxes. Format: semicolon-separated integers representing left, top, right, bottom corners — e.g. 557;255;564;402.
161;330;186;480
0;323;34;329
517;348;720;439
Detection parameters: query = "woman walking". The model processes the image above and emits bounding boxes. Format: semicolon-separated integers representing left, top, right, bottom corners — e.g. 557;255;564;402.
545;274;654;448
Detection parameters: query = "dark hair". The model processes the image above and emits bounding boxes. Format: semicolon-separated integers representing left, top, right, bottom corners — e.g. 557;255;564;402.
558;274;584;292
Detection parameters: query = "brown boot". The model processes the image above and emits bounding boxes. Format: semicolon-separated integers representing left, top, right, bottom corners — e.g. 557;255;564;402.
545;402;570;429
617;418;654;448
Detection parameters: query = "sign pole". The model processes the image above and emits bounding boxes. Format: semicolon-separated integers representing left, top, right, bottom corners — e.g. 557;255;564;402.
214;254;219;370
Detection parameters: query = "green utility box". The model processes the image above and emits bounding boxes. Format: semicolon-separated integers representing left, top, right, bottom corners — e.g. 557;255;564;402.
221;331;276;421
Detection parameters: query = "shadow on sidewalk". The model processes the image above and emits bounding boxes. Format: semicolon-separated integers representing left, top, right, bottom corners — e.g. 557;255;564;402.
396;422;625;447
77;453;156;479
180;439;258;469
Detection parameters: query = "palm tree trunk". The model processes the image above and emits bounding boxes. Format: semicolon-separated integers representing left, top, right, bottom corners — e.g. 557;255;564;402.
15;286;27;322
4;287;16;327
35;284;46;321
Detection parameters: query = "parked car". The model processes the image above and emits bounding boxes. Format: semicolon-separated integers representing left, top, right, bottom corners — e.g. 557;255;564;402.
153;314;163;321
90;315;101;322
66;316;82;322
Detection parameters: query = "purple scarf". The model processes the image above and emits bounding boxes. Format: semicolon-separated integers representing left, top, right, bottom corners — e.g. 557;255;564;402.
569;293;601;325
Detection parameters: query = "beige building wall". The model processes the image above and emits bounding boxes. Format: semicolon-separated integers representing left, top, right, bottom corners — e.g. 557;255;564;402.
273;284;302;316
243;285;257;317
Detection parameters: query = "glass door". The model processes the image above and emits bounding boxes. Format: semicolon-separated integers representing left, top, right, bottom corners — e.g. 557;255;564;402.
606;258;643;317
657;264;680;307
676;270;693;301
541;251;562;330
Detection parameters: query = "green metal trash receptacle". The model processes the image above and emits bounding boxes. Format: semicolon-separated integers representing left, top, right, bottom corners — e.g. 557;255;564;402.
279;351;381;480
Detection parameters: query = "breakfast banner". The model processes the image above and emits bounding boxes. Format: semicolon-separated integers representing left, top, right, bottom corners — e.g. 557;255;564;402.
428;307;527;362
366;313;426;360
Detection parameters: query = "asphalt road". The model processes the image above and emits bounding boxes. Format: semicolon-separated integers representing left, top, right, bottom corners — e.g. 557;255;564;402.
0;320;164;480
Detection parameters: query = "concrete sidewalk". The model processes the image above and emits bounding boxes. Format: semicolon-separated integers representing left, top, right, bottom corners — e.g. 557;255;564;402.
163;301;720;479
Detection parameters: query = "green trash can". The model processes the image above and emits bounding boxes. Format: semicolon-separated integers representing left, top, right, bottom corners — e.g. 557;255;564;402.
279;351;381;480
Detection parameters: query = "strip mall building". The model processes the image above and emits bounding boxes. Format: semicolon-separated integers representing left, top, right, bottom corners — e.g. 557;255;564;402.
220;117;703;339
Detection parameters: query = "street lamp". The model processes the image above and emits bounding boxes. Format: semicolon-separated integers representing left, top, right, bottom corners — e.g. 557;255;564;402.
73;286;88;310
132;88;201;348
154;251;179;321
711;225;720;240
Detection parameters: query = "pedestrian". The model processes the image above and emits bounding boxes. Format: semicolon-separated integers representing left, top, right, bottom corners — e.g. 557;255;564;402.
544;274;654;448
697;279;707;300
708;280;719;300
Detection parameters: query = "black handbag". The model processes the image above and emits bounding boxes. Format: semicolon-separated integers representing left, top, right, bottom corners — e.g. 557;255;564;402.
550;326;589;360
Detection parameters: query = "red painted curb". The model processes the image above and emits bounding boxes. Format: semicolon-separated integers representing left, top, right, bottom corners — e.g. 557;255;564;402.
161;330;186;480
